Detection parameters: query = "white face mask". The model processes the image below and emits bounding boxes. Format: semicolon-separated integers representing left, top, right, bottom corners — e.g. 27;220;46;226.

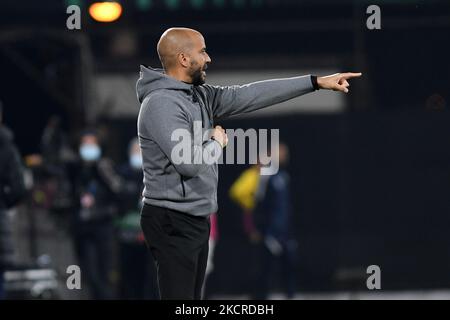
129;153;142;169
79;144;101;162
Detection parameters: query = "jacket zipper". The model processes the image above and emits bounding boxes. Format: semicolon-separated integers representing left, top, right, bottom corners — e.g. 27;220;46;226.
180;175;186;197
193;89;213;127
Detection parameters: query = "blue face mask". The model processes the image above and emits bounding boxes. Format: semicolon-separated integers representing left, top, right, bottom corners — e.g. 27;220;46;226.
80;144;101;162
130;153;142;169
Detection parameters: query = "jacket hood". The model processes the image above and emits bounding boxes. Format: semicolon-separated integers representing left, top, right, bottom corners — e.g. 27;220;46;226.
136;65;194;103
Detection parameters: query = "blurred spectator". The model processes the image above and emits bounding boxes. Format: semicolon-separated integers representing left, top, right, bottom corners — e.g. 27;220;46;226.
0;102;26;299
229;164;262;243
39;115;76;215
253;143;298;299
229;163;265;294
116;137;158;299
69;129;122;299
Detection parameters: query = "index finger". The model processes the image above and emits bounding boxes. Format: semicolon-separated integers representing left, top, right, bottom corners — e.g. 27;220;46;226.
342;72;362;79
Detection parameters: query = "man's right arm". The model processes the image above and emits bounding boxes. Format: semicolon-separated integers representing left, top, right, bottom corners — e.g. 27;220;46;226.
203;72;362;121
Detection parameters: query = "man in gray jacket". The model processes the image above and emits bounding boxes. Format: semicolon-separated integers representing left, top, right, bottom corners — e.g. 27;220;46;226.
137;27;361;299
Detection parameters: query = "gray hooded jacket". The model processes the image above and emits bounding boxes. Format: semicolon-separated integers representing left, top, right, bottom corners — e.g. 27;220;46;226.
136;65;314;217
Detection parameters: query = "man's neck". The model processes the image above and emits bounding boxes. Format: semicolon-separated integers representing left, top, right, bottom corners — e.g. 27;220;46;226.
165;69;193;85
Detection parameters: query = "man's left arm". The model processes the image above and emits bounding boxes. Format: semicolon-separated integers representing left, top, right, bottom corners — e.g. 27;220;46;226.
203;72;362;121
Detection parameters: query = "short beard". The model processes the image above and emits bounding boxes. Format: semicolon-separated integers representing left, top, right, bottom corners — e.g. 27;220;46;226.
189;61;205;86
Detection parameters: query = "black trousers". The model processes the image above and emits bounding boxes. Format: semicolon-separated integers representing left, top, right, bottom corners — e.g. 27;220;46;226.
140;203;210;300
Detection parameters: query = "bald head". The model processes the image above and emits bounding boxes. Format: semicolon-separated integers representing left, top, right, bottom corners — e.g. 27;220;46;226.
157;28;202;70
156;27;211;85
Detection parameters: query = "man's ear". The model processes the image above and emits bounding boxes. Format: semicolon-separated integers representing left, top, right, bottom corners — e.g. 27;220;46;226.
178;52;190;68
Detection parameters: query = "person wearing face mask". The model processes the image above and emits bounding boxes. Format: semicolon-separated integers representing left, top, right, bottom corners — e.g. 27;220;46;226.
115;138;158;299
69;129;122;300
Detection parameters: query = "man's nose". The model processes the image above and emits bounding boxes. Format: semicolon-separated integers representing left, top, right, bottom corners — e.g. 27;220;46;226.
206;54;212;64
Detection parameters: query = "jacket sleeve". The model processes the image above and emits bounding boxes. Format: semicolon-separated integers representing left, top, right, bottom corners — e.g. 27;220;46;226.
139;94;222;178
203;75;315;121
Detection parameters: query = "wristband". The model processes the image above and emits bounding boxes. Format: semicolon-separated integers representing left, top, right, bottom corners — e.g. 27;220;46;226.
311;75;320;91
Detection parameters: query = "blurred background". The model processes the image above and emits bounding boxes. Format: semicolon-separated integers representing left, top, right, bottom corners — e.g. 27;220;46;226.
0;0;450;299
